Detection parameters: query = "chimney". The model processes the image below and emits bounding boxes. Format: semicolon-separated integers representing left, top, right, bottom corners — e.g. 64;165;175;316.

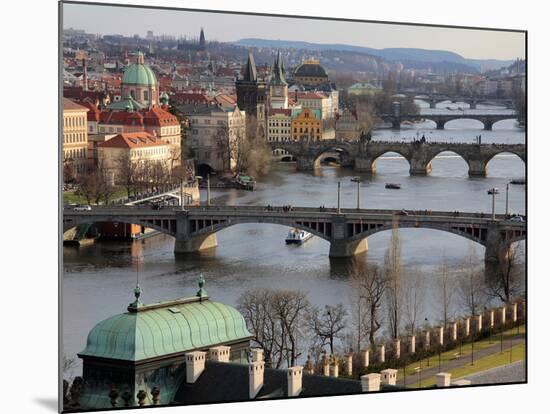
435;373;452;387
361;373;381;392
209;346;230;362
185;351;206;383
287;366;303;397
380;369;397;386
249;361;265;399
251;348;264;363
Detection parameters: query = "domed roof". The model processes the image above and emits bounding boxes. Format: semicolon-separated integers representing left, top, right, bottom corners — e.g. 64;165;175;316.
295;60;328;78
79;294;252;362
122;52;158;87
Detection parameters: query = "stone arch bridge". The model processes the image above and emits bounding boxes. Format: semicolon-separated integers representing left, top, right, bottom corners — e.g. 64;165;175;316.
63;206;525;265
269;140;525;176
380;113;517;130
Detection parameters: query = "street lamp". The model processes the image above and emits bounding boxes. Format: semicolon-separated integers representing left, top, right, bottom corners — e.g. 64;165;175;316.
505;183;510;217
490;188;497;220
337;181;341;214
207;174;211;206
180;176;186;211
424;318;430;367
351;176;361;210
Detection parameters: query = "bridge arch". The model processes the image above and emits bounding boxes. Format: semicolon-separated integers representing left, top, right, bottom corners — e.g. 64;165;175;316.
189;216;332;243
443;118;485;130
426;149;470;177
492;119;521;130
63;216;177;237
485;151;526;177
312;144;354;169
370;150;411;174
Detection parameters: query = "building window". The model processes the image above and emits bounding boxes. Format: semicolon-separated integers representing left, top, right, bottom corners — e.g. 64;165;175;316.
144;90;149;101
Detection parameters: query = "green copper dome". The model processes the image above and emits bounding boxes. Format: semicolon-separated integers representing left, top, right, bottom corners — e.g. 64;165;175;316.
78;296;252;362
122;53;158;87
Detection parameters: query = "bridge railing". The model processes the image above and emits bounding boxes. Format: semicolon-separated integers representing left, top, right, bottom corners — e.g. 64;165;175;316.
66;204;518;221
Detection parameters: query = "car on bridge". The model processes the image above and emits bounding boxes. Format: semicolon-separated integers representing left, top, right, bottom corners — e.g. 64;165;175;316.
509;215;525;222
395;209;409;216
73;205;92;211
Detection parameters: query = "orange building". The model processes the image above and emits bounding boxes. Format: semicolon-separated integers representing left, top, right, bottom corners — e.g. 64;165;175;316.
291;108;322;141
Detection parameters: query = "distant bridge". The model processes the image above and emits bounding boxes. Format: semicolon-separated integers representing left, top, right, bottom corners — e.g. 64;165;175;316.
63;205;525;263
405;93;514;109
379;112;517;130
269;140;525;176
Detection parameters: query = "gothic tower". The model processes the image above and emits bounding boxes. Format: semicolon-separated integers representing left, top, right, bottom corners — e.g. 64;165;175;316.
268;50;288;109
236;51;266;138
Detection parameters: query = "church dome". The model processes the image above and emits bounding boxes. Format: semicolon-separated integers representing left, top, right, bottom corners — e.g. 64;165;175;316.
122;52;158;87
294;60;328;78
78;292;252;362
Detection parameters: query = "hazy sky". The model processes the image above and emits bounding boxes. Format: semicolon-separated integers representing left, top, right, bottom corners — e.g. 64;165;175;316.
62;2;525;60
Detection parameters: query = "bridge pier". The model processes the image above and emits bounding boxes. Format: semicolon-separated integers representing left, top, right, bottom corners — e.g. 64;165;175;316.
410;157;431;175
483;121;494;131
329;238;368;258
436;120;446;130
467;160;487;177
429;100;437;109
296;156;315;171
174;233;218;254
354;156;376;173
469;101;477;109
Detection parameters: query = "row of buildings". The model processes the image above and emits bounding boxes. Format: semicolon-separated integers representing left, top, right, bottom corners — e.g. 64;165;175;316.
63;48;371;179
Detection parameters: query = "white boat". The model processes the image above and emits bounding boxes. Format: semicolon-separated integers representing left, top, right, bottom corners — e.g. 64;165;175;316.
285;228;313;245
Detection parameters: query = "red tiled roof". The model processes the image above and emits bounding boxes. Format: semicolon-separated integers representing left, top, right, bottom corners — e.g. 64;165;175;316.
79;100;101;121
142;106;179;126
269;108;292;116
98;132;167;149
296;92;325;100
63;97;89;111
99;110;142;125
172;92;212;104
64;87;108;102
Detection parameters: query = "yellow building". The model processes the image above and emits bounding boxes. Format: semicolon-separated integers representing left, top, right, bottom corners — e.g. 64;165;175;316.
291;108;322;141
63;98;89;178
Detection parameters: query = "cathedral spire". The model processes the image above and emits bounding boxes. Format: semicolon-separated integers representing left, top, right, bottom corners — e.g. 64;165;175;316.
243;51;258;82
270;50;287;86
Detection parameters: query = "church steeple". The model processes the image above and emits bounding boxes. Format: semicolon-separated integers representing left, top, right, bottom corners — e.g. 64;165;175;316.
270;50;287;86
199;27;206;50
243;51;258;83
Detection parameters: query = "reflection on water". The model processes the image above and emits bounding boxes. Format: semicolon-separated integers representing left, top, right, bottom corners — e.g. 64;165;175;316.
63;116;526;369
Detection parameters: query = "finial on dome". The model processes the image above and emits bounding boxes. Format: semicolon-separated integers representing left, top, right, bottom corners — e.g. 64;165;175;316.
136;51;144;65
128;284;143;311
196;274;207;300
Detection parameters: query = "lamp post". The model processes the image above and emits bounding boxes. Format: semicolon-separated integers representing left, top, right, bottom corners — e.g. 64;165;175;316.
491;188;496;220
424;318;430;367
505;183;509;217
470;330;474;366
207;174;211;206
180;177;185;211
351;177;361;209
337;181;341;214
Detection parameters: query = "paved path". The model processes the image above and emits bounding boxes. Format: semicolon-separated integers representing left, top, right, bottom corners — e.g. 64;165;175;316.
460;360;525;385
399;335;525;387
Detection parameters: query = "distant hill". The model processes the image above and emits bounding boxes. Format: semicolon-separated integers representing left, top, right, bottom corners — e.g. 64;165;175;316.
235;38;513;73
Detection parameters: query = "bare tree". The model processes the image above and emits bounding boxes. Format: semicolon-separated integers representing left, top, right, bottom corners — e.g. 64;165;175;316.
116;152;139;197
385;217;402;340
237;288;279;368
306;304;348;355
350;259;387;347
457;246;487;316
237;288;310;368
271;290;311;367
485;242;524;304
437;259;456;329
402;268;424;336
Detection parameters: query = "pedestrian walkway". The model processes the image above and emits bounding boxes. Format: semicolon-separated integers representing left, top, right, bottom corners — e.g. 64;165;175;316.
460;360;525;385
399;335;525;388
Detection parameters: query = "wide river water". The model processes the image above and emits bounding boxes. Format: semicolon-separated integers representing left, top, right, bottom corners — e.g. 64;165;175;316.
63;103;526;370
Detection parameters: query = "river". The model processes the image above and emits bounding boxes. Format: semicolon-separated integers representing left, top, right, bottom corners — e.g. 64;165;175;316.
62;105;526;371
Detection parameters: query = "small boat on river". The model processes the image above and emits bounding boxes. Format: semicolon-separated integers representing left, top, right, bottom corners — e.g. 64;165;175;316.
385;183;401;190
285;228;313;245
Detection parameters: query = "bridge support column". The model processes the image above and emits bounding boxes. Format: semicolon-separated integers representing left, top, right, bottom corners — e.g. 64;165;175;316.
296;156;315;171
174;210;218;254
436;120;446;130
174;233;218;254
329;238;368;258
469;101;477;109
429;100;437;109
467;160;487;177
410;157;431;175
484;121;494;131
391;119;401;130
354;157;376;174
